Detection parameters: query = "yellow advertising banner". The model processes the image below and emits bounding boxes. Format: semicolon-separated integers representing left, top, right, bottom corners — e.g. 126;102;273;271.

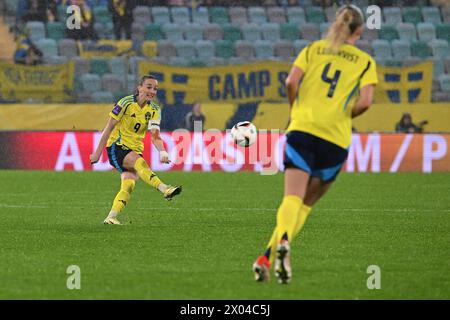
138;60;291;104
375;61;432;103
78;40;134;58
139;60;433;105
0;61;74;103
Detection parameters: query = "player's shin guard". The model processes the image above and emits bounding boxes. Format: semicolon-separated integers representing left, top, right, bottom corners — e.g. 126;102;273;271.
134;157;162;189
111;179;135;215
292;205;312;240
276;195;303;243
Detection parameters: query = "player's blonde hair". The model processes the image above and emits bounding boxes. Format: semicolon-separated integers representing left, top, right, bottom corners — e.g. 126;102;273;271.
326;5;364;52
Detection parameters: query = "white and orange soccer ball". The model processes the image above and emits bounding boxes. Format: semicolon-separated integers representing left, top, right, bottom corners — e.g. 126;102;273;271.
230;121;257;147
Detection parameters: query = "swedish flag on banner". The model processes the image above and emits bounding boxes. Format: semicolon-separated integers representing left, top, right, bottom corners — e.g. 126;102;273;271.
375;61;432;103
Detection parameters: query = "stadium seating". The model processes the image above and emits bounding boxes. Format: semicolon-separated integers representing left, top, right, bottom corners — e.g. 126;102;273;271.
248;7;267;24
36;38;58;59
319;22;330;39
152;7;170;25
439;74;450;92
372;40;392;59
421;6;442;25
223;25;242;42
73;57;90;75
417;23;436;42
203;23;223;41
274;40;295;59
133;6;151;25
46;22;65;41
102;73;124;93
26;21;46;41
192;7;209;25
429;40;449;59
241;23;261;41
229;7;248;25
299;23;320;41
391;40;411;60
145;24;164;41
436;24;450;43
287;7;306;25
280;23;299;41
235;40;255;59
171;6;190;25
267;7;287;24
379;25;399;42
403;7;422;25
215;40;234;59
90;57;110;77
175;40;196;60
209;7;229;25
396;23;417;42
131;23;145;42
93;5;112;25
361;28;379;42
11;3;450;103
58;38;78;58
356;39;372;55
254;40;274;59
261;23;280;42
109;57;128;77
91;91;114;103
306;7;326;24
156;40;177;58
383;7;402;26
324;7;337;23
162;23;183;41
442;7;450;23
195;40;215;61
183;24;203;42
80;73;101;93
432;58;445;79
410;41;432;58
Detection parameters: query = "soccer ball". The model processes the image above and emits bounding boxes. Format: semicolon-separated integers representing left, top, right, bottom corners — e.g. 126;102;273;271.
230;121;257;147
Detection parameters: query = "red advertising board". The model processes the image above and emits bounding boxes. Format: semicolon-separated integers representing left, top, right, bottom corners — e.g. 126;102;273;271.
0;132;448;172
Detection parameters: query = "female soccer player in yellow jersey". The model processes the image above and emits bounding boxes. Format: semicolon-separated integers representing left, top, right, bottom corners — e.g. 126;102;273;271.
90;75;182;225
253;5;378;284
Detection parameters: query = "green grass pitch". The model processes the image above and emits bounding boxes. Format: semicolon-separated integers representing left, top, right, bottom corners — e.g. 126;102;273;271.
0;170;449;299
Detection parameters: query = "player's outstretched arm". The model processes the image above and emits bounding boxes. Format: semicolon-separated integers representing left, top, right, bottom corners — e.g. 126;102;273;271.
150;128;170;163
90;117;118;164
351;84;375;119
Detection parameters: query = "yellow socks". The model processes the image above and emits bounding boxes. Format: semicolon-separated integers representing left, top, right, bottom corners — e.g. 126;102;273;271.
265;227;278;265
265;203;312;264
292;204;312;239
108;179;135;218
134;157;163;190
276;195;303;243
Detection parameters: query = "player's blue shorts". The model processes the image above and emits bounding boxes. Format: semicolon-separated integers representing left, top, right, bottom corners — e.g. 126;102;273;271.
107;143;142;173
284;131;348;182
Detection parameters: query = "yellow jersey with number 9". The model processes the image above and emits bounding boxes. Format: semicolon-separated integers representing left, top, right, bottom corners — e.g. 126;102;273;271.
286;39;378;149
107;94;161;154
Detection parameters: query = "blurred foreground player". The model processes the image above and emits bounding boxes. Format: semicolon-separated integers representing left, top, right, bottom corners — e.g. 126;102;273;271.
253;5;378;284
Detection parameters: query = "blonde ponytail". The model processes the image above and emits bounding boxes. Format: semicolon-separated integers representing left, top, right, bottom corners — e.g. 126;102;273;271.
326;6;364;53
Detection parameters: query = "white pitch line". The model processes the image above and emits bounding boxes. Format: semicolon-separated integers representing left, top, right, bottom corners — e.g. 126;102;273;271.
0;204;449;213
